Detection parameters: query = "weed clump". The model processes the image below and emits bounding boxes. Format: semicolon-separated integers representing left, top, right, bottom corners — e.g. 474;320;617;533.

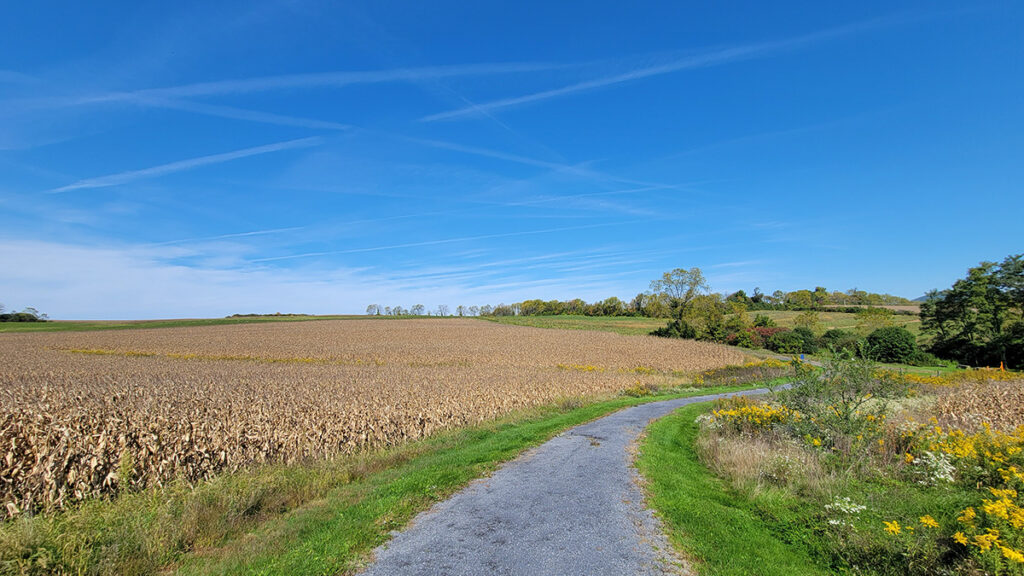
697;352;1024;574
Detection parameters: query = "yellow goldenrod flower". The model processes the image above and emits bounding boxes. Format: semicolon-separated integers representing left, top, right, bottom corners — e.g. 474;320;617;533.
1001;546;1024;564
883;520;901;535
953;531;968;545
958;507;977;525
974;530;999;552
919;515;939;529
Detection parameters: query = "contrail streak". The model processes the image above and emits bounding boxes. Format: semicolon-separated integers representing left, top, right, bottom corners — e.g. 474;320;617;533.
49;137;322;193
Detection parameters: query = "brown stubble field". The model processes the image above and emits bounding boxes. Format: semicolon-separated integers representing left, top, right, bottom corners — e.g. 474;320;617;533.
0;318;745;517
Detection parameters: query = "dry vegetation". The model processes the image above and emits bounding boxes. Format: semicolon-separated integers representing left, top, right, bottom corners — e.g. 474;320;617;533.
931;380;1024;433
695;361;1024;575
0;318;744;517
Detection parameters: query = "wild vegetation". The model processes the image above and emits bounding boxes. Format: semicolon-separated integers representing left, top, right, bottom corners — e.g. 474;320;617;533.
673;353;1024;575
650;285;939;365
921;254;1023;368
366;267;915;320
647;255;1024;370
0;304;47;323
0;318;744;519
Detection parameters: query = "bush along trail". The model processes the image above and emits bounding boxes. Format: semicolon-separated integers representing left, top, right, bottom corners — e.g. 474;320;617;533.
640;353;1024;575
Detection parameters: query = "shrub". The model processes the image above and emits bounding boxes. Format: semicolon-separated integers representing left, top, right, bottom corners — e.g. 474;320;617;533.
727;330;756;349
904;349;944;367
753;314;776;327
820;329;863;355
752;326;786;342
650;319;697;339
766;330;804;354
792;327;819;354
781;352;907;447
867;326;917;363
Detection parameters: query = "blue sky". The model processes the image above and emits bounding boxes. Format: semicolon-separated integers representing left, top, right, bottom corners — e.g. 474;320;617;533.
1;1;1021;319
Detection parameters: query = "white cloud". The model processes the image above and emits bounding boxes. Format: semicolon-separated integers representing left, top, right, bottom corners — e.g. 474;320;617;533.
0;240;645;319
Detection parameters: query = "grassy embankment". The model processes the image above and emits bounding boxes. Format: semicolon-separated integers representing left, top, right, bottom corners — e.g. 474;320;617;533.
639;361;1024;575
638;402;828;576
1;383;758;576
483;310;920;337
484;313;950;376
752;309;922;335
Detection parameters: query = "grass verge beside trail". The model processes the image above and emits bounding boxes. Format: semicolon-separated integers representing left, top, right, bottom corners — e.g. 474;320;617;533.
1;385;754;576
637;402;828;576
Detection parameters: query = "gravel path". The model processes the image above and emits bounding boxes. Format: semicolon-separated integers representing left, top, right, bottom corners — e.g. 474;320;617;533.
358;388;768;576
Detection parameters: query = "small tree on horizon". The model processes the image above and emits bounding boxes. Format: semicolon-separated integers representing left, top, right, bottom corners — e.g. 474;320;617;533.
649;267;709;318
794;310;821;333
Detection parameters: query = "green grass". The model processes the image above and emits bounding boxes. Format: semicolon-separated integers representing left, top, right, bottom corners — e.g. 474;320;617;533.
0;384;754;576
480;311;922;338
0;315;440;333
637;402;829;576
750;310;922;336
638;402;981;575
480;314;666;336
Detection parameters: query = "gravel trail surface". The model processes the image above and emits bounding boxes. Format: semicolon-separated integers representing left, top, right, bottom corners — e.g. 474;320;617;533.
359;388;768;576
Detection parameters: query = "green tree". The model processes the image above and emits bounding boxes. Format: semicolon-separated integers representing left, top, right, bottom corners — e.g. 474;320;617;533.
785;290;814;309
866;326;917;363
751;287;764;304
724;301;750;334
921;254;1024;367
682;294;726;341
726;290;750;304
812;286;829;307
628;293;645;315
649;268;708;316
564;298;587;315
595;297;625;316
793;310;820;333
856;307;894;334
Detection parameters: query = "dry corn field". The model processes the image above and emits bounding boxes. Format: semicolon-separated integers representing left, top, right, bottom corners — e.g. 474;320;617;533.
932;379;1024;433
0;318;744;518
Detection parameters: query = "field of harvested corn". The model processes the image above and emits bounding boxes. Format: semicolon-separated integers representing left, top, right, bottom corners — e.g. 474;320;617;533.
0;318;745;518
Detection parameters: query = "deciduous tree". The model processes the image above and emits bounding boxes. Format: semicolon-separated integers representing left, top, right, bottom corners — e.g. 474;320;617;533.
922;254;1023;367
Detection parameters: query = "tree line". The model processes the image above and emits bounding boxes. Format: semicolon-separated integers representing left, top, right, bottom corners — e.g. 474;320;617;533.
647;256;1023;369
921;254;1023;368
428;270;914;320
0;303;48;323
363;270;915;322
361;255;1022;368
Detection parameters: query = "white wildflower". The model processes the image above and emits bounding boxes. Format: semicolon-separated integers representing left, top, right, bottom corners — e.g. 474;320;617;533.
913;451;955;485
